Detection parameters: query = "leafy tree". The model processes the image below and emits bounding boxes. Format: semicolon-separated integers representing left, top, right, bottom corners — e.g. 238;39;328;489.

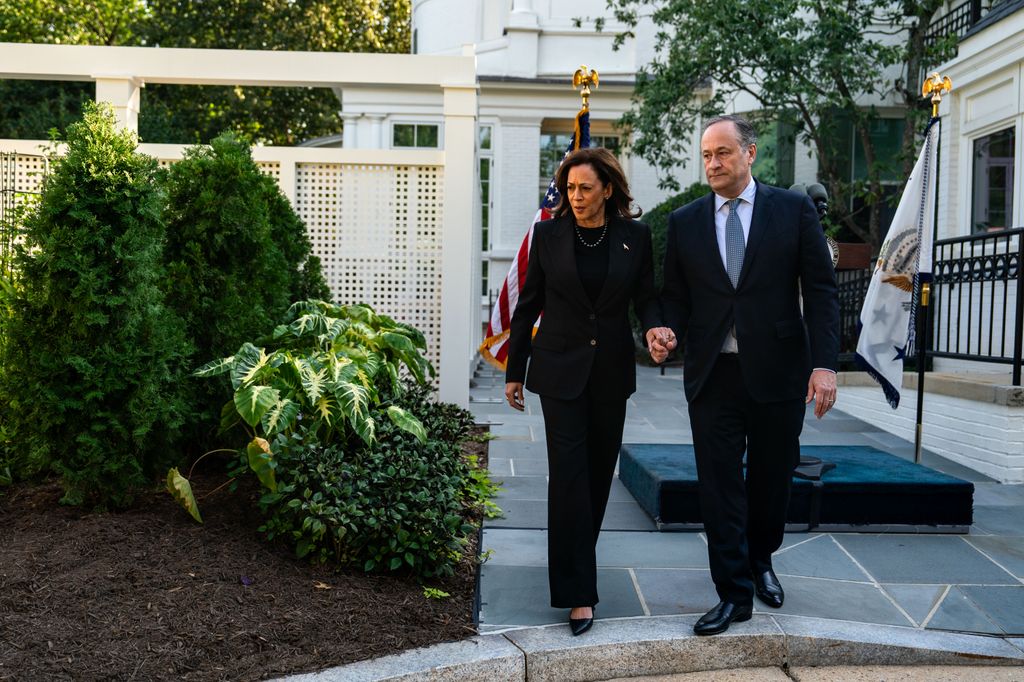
0;0;411;144
161;132;329;449
598;0;956;251
0;0;146;139
1;102;187;507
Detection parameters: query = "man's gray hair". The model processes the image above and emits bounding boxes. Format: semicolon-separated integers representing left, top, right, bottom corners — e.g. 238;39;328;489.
702;115;757;149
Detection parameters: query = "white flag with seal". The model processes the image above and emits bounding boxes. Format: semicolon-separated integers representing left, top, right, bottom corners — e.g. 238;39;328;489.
855;120;937;408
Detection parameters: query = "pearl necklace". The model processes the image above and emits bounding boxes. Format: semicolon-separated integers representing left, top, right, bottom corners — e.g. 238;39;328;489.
575;220;609;248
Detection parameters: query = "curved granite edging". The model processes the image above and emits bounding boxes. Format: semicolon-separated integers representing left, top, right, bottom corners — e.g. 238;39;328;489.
273;615;1024;682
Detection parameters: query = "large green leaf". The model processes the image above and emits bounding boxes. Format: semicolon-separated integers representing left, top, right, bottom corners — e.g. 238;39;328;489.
234;384;280;427
386;406;427;443
166;468;202;523
299;362;328;404
229;343;271;389
193;355;234;378
246;437;277;492
218;399;241;434
352;414;375;445
313;394;344;428
335;379;371;425
261;397;300;436
381;331;415;352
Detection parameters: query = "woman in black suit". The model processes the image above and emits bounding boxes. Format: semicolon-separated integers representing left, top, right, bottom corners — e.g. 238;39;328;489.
504;147;662;635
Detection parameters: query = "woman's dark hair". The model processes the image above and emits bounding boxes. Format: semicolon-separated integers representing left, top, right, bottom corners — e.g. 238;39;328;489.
553;147;642;220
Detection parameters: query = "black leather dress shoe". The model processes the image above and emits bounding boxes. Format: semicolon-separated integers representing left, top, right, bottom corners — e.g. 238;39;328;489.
693;601;752;636
754;569;784;608
569;608;594;636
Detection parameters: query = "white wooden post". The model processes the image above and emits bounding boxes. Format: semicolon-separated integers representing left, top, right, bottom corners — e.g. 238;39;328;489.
438;84;478;407
94;77;142;132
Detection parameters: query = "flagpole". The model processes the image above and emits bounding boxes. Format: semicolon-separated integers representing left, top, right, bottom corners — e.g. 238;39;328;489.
913;73;952;464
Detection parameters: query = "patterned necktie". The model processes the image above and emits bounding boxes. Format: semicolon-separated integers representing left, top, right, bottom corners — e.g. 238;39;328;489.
725;198;744;288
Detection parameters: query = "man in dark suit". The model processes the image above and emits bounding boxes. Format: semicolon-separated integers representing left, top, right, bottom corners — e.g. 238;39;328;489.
647;115;839;636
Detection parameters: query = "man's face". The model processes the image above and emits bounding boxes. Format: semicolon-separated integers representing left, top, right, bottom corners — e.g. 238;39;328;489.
701;121;756;198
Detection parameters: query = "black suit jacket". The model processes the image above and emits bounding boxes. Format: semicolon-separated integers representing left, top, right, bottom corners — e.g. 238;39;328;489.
506;216;662;401
662;182;839;403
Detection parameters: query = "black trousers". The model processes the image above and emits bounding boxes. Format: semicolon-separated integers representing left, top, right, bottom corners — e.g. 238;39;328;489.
688;354;805;605
539;386;627;608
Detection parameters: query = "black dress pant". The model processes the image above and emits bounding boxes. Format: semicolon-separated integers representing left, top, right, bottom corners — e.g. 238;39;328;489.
688;354;805;605
540;384;628;608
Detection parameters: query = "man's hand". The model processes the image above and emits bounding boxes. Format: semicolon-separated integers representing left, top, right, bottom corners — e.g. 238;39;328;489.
806;369;838;419
505;382;525;411
645;327;677;364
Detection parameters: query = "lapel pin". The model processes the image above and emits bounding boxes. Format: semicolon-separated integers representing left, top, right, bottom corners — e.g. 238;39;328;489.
623;243;630;251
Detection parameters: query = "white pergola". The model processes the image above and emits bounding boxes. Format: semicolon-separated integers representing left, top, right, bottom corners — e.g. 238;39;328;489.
0;42;479;407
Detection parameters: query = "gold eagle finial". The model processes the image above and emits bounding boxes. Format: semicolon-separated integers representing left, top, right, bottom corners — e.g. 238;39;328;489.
573;66;599;110
922;72;952;117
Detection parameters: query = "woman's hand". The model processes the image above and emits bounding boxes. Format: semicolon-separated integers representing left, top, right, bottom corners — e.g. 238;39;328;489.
505;382;525;411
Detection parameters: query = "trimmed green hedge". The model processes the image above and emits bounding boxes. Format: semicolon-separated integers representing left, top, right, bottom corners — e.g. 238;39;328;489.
1;102;187;507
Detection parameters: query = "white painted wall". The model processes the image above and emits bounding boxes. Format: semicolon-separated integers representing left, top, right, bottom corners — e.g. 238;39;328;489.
837;385;1024;483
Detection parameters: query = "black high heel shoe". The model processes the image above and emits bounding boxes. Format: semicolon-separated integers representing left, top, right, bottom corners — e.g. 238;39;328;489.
569;607;594;636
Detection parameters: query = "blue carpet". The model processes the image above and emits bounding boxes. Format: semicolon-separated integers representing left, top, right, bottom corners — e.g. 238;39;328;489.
619;444;974;529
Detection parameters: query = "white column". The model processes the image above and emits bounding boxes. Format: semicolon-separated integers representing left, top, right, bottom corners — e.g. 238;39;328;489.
367;114;386;149
94;77;142;132
341;113;360;148
438;84;478;407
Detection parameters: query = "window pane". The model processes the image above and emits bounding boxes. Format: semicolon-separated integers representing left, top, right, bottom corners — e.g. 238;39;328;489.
417;124;439;148
479;125;492;150
481;260;489;294
973;127;1015;233
393;124;415;147
752;120;795;187
482;205;489;229
479;156;490;181
540;133;572;181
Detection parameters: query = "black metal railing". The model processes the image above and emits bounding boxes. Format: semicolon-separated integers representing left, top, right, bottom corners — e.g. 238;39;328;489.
925;0;984;48
835;227;1022;385
932;227;1023;384
836;268;872;365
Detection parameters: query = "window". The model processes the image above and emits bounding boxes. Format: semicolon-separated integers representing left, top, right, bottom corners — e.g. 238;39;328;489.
480;156;492;250
392;123;439;148
538;132;621;202
827;112;907;235
972;127;1015;233
751;119;796;188
479;124;495;298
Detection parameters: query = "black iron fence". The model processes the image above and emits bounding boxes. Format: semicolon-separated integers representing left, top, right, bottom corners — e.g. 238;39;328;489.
932;227;1023;384
836;228;1023;386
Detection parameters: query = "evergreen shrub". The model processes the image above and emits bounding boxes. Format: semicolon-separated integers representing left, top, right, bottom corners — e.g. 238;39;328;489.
1;102;187;507
161;133;330;448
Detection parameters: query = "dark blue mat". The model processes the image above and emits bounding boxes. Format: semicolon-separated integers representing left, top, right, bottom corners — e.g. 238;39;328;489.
619;444;974;530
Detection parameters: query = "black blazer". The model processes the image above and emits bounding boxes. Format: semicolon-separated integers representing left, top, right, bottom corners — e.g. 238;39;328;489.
506;216;661;401
662;182;839;403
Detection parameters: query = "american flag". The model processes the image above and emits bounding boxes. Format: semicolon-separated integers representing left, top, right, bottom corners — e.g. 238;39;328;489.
479;107;590;370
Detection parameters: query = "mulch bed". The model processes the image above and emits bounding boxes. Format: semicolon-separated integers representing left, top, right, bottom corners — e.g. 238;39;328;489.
0;439;486;681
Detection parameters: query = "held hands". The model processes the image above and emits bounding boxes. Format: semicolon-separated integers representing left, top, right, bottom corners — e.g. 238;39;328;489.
806;369;838;419
645;327;677;364
505;382;525;411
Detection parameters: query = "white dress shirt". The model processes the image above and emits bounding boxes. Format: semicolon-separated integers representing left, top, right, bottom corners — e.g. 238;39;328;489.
713;177;757;353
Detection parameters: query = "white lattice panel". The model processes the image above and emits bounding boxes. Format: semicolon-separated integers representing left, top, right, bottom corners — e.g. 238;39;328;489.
296;162;445;373
13;155;48;193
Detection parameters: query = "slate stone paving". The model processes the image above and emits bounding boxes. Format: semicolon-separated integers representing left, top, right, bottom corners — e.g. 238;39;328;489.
472;363;1024;637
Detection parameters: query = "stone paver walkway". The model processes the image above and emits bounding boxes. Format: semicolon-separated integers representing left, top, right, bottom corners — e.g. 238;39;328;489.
469;364;1024;639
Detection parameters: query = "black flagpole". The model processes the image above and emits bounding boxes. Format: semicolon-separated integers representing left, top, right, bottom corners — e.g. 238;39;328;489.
913;116;938;465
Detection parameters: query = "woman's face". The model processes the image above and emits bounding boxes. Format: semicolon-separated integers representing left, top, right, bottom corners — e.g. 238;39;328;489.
566;163;612;227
